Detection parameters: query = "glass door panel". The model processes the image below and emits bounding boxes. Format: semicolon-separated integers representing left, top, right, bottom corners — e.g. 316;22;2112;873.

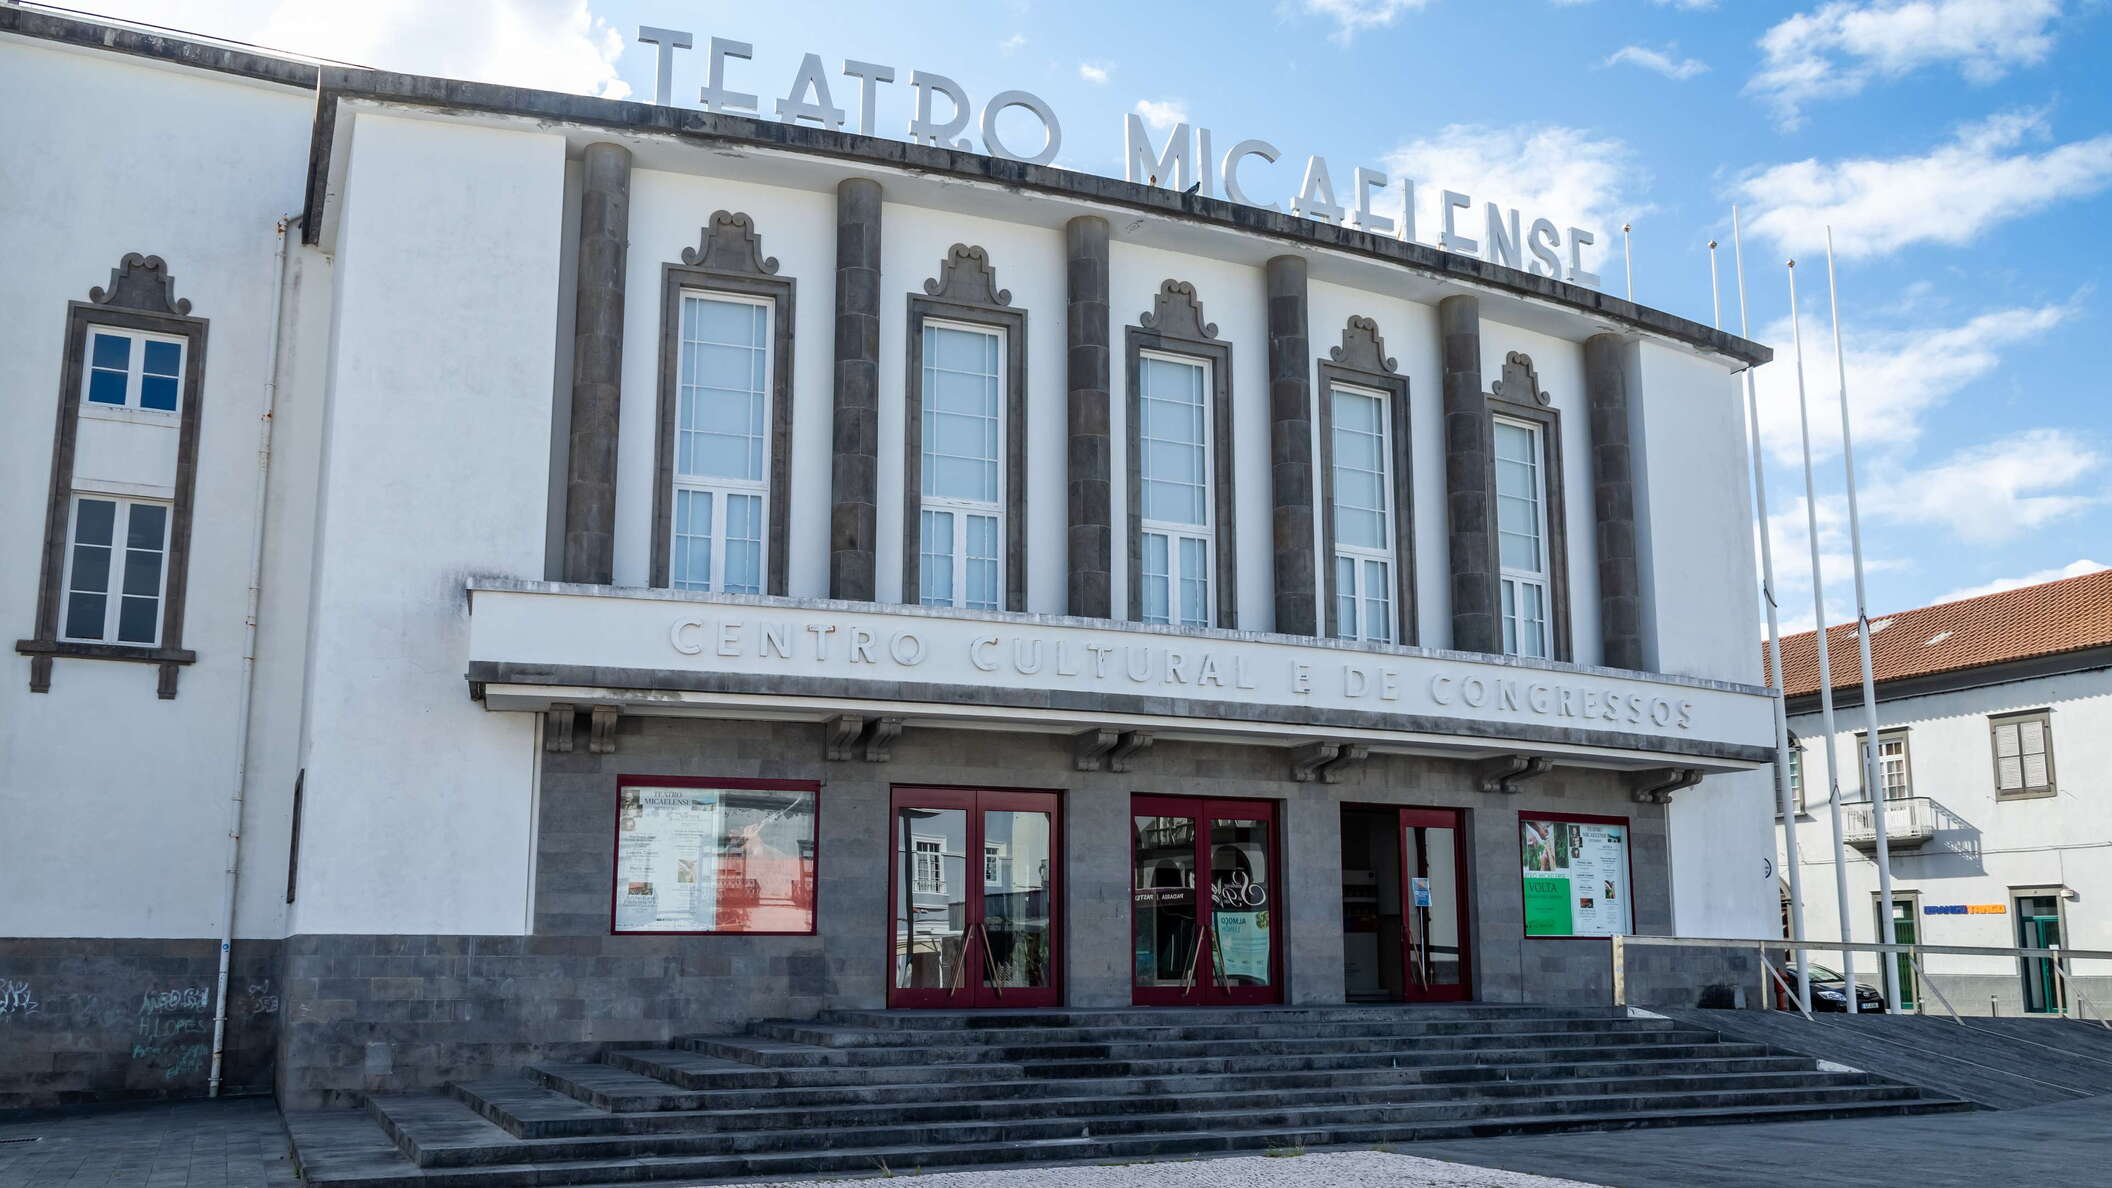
1133;796;1280;1005
1885;900;1918;1012
891;788;1061;1008
2018;895;2063;1015
1401;808;1470;1003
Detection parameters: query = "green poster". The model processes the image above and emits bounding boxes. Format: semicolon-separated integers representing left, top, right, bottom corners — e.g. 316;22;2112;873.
1523;875;1574;937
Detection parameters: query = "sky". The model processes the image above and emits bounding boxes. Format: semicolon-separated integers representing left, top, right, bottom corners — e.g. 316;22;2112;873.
65;0;2112;633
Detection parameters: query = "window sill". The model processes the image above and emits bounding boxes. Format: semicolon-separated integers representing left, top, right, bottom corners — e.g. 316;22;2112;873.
16;637;197;698
78;403;181;427
1996;788;2057;802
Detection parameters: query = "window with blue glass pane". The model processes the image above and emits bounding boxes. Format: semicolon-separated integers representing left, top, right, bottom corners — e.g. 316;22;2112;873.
82;330;183;412
61;496;167;645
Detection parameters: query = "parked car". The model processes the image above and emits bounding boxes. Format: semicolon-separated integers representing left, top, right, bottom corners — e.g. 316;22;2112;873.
1777;962;1888;1013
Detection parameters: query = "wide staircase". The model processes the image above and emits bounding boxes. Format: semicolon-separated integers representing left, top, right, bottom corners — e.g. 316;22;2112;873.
286;1004;1969;1186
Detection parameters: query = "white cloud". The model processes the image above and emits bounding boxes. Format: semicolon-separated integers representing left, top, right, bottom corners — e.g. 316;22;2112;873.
1132;98;1190;133
1078;62;1111;84
1751;299;2074;465
1299;0;1431;42
1603;44;1708;80
1383;124;1648;250
999;33;1026;54
1737;109;2112;260
1934;559;2109;605
86;0;630;98
1750;0;2062;130
1863;429;2103;544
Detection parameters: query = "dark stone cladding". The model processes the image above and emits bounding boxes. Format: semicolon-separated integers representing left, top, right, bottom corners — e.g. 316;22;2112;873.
1065;216;1113;618
0;938;282;1112
8;8;1768;363
1440;296;1499;654
1265;256;1317;637
561;142;630;585
1584;334;1643;671
830;178;883;601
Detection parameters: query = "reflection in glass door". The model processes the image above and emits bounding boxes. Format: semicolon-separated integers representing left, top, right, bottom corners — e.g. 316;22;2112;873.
890;787;1059;1008
1132;796;1280;1005
1400;808;1469;1002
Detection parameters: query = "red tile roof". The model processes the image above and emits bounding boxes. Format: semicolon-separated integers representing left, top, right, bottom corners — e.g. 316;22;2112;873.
1769;568;2112;698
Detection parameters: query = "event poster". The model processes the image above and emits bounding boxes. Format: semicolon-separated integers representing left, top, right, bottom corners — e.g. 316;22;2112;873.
1212;910;1272;984
614;785;725;932
1520;818;1631;937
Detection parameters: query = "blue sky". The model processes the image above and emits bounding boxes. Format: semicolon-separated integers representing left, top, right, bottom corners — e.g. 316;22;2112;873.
88;0;2112;631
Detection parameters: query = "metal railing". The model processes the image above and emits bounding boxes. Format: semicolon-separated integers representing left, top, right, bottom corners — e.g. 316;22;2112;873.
1839;796;1937;848
1608;934;2112;1027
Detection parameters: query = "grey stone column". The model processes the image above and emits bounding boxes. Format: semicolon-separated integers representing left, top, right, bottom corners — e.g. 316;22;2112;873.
1265;256;1317;636
1440;295;1499;653
830;178;883;601
1585;334;1644;670
1065;216;1112;618
562;141;631;584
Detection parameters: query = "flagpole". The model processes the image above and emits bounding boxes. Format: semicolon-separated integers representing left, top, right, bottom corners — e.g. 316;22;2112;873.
1708;240;1721;329
1737;210;1809;1013
1826;227;1900;1012
1788;256;1859;1012
1622;223;1634;300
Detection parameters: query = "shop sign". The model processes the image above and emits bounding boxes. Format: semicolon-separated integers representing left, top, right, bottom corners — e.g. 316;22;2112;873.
1923;904;2008;916
1521;817;1631;938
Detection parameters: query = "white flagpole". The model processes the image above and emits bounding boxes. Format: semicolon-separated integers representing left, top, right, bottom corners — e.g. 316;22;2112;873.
1708;240;1722;329
1788;256;1860;1011
1826;227;1900;1012
1737;210;1809;1013
1622;223;1635;300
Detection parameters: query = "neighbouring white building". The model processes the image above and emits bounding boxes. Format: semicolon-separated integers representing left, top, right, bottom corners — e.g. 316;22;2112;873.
1774;569;2112;1016
2;8;1785;1110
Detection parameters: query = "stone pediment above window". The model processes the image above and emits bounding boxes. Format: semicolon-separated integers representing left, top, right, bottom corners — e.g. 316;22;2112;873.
1139;279;1221;344
1491;350;1551;407
1329;315;1398;376
679;211;778;276
89;252;192;315
923;244;1012;308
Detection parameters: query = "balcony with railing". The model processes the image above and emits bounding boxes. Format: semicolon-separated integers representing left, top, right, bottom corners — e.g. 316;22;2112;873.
1841;796;1938;850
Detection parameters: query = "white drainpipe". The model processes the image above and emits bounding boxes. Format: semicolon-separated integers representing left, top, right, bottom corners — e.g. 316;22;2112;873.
209;213;300;1096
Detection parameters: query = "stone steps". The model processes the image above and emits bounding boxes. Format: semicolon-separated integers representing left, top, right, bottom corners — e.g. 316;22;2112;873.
285;1004;1973;1188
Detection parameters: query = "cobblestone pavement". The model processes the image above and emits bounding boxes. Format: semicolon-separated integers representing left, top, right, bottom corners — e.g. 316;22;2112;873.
0;1098;296;1188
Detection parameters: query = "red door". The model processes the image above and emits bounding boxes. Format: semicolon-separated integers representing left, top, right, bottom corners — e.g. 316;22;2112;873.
1398;807;1471;1002
1132;795;1282;1005
889;787;1061;1008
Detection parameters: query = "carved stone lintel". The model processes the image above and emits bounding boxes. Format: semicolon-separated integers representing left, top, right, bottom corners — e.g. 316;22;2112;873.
545;704;577;753
89;253;192;315
1491;350;1551;407
864;717;904;763
1629;767;1703;804
680;211;779;276
1475;754;1554;794
589;705;621;755
1108;731;1153;773
1139;279;1219;343
1072;728;1120;772
29;655;51;694
156;663;179;700
923;244;1012;307
826;715;865;762
1329;315;1398;375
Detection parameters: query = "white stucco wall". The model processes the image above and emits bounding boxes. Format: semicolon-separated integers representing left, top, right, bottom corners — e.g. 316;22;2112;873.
285;111;564;936
0;40;313;939
1781;669;2112;977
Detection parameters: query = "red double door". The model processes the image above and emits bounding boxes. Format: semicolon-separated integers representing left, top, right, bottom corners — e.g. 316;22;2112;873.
1382;806;1472;1003
888;787;1061;1008
1131;796;1283;1005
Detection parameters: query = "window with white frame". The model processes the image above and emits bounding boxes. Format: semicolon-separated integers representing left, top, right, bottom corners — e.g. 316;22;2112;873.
1786;743;1805;812
912;836;947;895
983;841;1007;885
1856;731;1912;801
1991;711;2055;798
1330;385;1395;643
670;292;772;594
1494;417;1550;658
1138;352;1213;627
81;327;184;413
60;495;170;646
919;322;1004;610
